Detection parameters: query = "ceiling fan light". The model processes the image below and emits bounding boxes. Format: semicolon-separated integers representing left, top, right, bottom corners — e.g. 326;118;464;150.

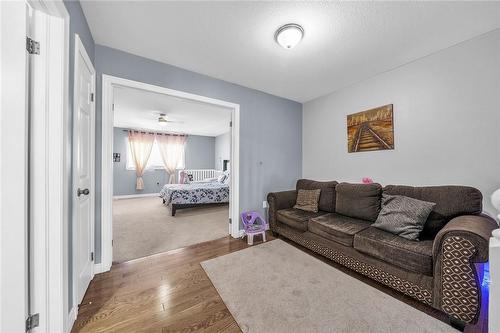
275;23;304;49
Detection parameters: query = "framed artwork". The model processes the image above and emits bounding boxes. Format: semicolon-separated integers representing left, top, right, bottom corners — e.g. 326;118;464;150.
347;104;394;153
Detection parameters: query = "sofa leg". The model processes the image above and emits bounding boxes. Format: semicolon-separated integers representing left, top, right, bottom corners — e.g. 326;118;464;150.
449;316;466;332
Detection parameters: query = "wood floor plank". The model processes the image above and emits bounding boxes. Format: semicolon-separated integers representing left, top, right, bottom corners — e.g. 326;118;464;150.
72;233;487;333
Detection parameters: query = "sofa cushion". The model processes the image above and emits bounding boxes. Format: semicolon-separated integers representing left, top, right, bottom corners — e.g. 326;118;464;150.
335;183;382;221
276;208;326;232
353;227;434;276
296;179;338;213
372;194;436;240
294;189;321;212
309;213;371;247
383;185;483;239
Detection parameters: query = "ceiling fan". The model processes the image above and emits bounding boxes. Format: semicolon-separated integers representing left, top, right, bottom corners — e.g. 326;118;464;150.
156;113;183;127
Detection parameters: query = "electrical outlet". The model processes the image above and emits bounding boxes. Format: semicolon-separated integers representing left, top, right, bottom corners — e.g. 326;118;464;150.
263;200;268;208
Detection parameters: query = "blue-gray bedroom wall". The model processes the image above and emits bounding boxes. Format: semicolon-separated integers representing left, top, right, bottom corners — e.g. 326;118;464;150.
113;128;216;195
94;45;303;263
185;135;216;171
63;0;95;313
215;132;231;171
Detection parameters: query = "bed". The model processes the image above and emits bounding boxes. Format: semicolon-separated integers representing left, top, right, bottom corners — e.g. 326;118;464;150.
159;179;229;216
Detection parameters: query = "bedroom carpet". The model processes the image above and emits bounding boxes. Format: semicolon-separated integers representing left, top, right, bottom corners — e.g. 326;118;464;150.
113;197;229;263
201;239;457;333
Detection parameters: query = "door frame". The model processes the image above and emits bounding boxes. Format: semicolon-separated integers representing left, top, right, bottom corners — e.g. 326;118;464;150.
71;34;96;312
1;0;70;332
0;2;29;332
100;75;241;271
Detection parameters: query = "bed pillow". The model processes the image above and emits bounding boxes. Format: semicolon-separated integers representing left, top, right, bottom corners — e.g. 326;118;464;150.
179;171;190;184
217;173;227;183
294;189;321;212
372;194;436;240
179;171;186;184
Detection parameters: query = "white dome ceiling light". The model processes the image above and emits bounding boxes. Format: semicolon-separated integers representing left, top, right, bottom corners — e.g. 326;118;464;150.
275;23;304;49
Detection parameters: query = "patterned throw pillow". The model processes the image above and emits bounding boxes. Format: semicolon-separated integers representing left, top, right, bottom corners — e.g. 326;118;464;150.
294;189;321;213
372;194;436;240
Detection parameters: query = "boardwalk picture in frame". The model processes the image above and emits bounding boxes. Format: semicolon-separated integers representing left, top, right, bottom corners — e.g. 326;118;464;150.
347;104;394;153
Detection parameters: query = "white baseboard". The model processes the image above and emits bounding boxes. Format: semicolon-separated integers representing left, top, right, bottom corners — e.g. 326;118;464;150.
94;263;104;274
68;306;78;333
113;192;160;200
94;262;111;274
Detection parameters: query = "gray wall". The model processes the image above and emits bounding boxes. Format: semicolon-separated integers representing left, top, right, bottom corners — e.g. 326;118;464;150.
185;135;216;171
303;29;500;216
63;0;95;312
95;45;302;263
215;132;230;171
113;128;215;195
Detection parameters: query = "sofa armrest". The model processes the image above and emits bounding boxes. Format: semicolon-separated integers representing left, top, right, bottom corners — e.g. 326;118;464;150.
433;214;497;262
267;190;297;230
432;214;497;324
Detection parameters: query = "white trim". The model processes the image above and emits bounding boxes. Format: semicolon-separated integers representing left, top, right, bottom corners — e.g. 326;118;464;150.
71;34;96;313
237;229;246;238
1;1;69;332
101;75;241;271
0;2;29;332
93;263;105;274
114;193;160;200
31;2;70;332
67;306;78;333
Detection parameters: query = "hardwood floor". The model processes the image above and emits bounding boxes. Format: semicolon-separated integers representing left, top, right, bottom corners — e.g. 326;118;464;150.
72;235;258;332
72;233;488;333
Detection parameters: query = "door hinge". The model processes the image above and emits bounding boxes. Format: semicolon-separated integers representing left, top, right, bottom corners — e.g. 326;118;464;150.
112;239;114;247
112;103;115;111
26;37;40;55
90;252;94;261
26;313;39;331
229;218;232;224
90;92;94;102
229;121;232;127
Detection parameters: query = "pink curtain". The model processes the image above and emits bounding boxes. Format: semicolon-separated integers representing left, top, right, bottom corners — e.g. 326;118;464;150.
128;131;155;190
156;134;187;183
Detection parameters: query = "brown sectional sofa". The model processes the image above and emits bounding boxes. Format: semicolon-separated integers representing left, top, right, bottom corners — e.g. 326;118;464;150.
267;179;497;329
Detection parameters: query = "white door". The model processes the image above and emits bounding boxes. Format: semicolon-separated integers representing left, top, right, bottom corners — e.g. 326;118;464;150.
73;35;96;306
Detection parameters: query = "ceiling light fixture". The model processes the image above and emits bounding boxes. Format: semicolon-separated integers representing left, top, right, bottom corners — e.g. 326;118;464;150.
275;23;304;49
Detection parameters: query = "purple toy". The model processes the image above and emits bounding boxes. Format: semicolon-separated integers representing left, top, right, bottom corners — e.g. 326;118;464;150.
240;211;269;245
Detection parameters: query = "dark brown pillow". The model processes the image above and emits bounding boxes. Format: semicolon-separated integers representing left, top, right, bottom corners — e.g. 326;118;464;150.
296;179;338;212
335;183;382;221
294;189;321;212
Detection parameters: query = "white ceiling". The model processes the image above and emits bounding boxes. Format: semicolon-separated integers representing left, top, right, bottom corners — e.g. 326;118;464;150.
113;86;231;136
82;1;500;102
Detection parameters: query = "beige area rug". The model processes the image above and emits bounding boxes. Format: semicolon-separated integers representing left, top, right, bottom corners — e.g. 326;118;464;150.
113;197;229;263
201;239;457;333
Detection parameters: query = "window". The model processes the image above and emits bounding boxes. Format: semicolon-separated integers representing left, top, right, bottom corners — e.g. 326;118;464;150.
126;137;185;170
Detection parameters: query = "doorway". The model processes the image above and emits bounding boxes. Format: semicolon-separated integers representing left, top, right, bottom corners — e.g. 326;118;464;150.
111;86;233;263
100;75;241;270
